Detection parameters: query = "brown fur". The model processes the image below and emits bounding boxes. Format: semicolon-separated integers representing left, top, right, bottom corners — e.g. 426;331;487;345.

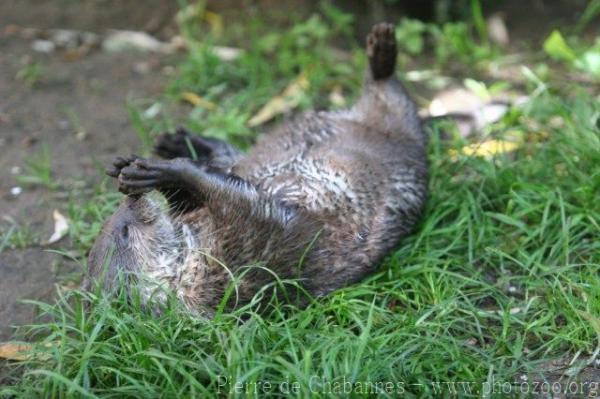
85;23;428;315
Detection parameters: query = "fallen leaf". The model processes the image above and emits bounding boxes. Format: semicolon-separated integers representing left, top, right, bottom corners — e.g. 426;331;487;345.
143;102;162;119
248;74;309;127
102;30;173;54
203;11;223;37
449;139;521;159
175;5;223;37
0;342;34;361
0;341;55;361
181;92;217;110
57;281;78;293
487;13;509;46
62;47;89;62
44;210;69;245
213;46;243;62
543;30;577;62
428;88;484;117
328;85;346;107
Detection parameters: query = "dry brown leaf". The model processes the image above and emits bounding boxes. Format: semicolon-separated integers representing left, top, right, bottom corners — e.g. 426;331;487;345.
203;11;223;37
0;342;34;361
102;30;173;53
487;13;510;46
44;209;69;245
57;281;78;293
328;85;346;107
248;74;309;127
428;88;483;117
0;341;55;361
181;92;217;110
213;46;242;62
176;4;223;37
449;139;521;160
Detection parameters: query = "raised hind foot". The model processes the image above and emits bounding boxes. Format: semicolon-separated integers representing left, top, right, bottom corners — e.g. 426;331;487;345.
366;23;397;80
154;127;214;161
154;127;242;171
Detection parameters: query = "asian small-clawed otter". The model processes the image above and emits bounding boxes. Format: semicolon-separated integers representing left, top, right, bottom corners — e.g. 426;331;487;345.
85;23;428;315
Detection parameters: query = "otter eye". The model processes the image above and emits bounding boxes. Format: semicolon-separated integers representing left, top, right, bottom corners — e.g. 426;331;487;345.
121;225;129;241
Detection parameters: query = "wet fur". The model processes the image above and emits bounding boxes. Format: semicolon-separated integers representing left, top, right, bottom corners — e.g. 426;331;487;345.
86;23;428;315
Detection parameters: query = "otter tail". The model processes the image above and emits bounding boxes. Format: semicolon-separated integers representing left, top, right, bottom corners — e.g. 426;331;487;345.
366;23;398;80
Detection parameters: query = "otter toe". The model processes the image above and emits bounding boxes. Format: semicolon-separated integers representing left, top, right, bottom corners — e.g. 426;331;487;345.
154;132;190;159
106;154;141;177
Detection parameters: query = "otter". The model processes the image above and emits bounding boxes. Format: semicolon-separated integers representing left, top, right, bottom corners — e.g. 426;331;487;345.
85;23;428;315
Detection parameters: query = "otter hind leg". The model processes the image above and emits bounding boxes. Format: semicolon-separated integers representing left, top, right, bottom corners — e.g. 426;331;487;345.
366;22;397;80
154;128;212;160
353;23;424;143
154;127;242;171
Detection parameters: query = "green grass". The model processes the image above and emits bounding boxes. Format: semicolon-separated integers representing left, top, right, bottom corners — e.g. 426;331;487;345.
16;60;45;88
15;144;57;191
3;92;599;397
2;5;600;398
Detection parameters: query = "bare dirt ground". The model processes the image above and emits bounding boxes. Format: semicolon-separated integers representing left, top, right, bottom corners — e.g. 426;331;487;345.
0;33;174;340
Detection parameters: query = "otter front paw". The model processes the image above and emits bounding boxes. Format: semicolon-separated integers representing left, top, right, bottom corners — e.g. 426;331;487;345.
105;154;141;178
115;158;173;196
106;156;168;196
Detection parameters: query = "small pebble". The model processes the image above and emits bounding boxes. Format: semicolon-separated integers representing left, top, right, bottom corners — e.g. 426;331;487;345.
81;32;100;46
10;166;21;175
20;27;40;40
487;13;509;46
133;61;151;74
10;186;23;197
162;65;175;76
31;39;56;53
50;29;79;48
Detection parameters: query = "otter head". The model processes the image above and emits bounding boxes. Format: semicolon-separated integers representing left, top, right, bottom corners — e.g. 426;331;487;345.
84;195;187;298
